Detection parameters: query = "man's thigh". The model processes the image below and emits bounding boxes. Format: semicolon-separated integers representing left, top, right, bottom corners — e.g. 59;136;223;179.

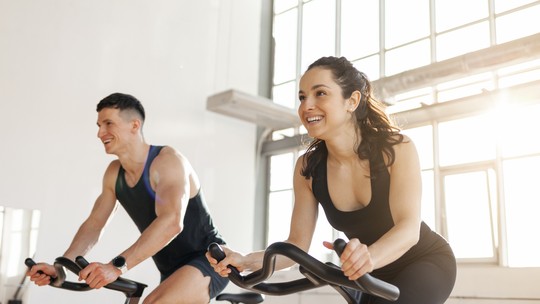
144;264;210;304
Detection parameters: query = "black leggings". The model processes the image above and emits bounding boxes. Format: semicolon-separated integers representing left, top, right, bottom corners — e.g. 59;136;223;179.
359;246;456;304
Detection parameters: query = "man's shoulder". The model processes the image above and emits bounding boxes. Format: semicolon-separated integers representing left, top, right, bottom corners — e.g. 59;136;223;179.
106;159;122;171
151;145;190;169
154;145;185;160
103;160;122;186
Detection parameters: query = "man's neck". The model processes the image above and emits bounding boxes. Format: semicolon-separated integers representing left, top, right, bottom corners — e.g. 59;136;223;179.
118;142;150;176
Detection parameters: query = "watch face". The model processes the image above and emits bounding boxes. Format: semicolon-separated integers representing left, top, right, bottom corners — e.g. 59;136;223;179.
113;256;126;267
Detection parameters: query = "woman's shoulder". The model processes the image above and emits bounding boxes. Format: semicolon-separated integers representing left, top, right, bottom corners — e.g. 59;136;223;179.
393;134;416;153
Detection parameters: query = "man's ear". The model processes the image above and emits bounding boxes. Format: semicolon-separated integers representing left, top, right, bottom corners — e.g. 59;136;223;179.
131;118;142;133
348;90;362;112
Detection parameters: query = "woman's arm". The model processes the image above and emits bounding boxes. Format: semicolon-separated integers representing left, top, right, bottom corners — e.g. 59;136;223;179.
340;135;423;280
209;156;320;275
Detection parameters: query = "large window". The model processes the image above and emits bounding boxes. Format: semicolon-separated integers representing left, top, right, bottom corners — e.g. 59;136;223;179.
265;0;540;267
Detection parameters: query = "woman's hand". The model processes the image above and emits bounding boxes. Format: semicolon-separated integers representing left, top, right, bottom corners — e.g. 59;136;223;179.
324;238;374;280
205;246;246;277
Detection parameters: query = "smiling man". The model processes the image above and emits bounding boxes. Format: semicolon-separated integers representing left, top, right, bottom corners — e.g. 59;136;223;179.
27;93;228;304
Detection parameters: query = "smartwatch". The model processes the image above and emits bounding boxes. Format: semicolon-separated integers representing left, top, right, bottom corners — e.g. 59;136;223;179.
112;255;128;275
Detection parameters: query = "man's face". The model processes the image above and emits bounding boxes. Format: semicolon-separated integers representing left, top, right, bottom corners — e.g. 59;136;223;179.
96;108;134;155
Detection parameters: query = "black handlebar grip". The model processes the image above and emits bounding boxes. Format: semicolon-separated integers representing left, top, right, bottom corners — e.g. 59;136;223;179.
208;243;227;262
25;257;51;279
208;242;243;277
333;238;347;257
75;256;90;268
25;258;37;268
333;239;400;301
25;258;45;275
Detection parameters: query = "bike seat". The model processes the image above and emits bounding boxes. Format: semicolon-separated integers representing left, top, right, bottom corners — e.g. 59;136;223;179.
216;292;264;304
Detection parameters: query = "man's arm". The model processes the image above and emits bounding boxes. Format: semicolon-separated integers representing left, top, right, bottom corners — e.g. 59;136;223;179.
119;147;188;267
27;161;119;286
80;147;189;288
63;161;120;260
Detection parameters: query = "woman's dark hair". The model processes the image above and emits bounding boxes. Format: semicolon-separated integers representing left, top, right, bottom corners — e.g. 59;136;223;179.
96;92;146;122
301;56;404;179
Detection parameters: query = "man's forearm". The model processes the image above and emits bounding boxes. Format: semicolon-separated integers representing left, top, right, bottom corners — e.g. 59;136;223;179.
119;214;181;270
63;221;103;260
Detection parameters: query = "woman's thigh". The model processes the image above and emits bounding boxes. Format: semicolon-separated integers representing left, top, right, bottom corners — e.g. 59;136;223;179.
365;254;456;304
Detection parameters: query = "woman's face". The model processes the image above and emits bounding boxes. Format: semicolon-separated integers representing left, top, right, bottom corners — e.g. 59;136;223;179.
298;67;354;139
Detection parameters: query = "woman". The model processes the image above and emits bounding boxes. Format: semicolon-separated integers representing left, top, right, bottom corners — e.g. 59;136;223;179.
208;56;456;303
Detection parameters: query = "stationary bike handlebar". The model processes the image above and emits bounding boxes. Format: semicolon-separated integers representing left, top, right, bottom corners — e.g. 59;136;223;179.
25;256;147;299
208;239;399;301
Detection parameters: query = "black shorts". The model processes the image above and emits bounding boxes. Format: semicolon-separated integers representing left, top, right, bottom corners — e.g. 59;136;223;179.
160;254;229;299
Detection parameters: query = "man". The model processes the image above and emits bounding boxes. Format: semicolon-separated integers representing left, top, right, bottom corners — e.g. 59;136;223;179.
28;93;228;303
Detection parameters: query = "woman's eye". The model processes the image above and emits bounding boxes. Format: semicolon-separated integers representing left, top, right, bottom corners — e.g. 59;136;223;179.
316;91;326;96
298;95;305;102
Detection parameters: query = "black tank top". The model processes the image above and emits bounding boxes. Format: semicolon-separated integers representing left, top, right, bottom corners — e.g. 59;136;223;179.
312;153;450;279
115;145;226;276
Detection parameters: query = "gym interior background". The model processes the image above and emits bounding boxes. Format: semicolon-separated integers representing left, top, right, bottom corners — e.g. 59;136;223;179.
1;0;539;303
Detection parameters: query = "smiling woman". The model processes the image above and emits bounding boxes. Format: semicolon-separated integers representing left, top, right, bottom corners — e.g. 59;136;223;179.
208;56;457;304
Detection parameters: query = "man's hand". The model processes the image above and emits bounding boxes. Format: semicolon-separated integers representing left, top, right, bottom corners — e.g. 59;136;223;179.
27;263;57;286
78;262;120;289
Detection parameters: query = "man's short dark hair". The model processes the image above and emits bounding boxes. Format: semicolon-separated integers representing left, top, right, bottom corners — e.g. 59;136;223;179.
97;93;145;121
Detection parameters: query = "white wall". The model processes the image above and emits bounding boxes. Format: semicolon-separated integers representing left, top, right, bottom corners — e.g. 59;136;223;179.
0;0;261;303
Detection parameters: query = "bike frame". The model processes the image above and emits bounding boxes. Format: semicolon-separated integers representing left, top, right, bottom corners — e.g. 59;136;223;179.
208;239;399;304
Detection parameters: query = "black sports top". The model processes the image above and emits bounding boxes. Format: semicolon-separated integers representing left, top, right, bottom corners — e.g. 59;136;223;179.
312;153;451;280
115;145;226;276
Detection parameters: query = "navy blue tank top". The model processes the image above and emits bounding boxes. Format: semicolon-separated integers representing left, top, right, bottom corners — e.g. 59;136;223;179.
312;153;450;279
115;145;226;276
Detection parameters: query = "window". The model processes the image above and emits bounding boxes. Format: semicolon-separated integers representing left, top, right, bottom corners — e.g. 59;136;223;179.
503;156;540;267
496;3;540;43
300;0;336;72
435;0;488;33
266;0;540;266
444;170;498;260
385;39;431;76
385;0;430;48
340;0;379;60
267;153;294;245
436;22;490;61
438;115;496;166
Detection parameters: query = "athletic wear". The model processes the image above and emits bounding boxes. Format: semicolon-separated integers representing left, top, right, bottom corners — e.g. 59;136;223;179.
312;153;456;304
184;254;230;299
115;145;227;283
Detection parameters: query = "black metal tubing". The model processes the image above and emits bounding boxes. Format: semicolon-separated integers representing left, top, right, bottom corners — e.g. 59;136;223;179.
25;257;147;299
208;239;399;301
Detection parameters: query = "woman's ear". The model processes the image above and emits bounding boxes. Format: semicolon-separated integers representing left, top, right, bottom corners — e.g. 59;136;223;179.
348;90;362;112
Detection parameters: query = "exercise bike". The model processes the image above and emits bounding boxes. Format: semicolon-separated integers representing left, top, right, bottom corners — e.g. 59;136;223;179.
25;256;262;304
208;239;400;304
